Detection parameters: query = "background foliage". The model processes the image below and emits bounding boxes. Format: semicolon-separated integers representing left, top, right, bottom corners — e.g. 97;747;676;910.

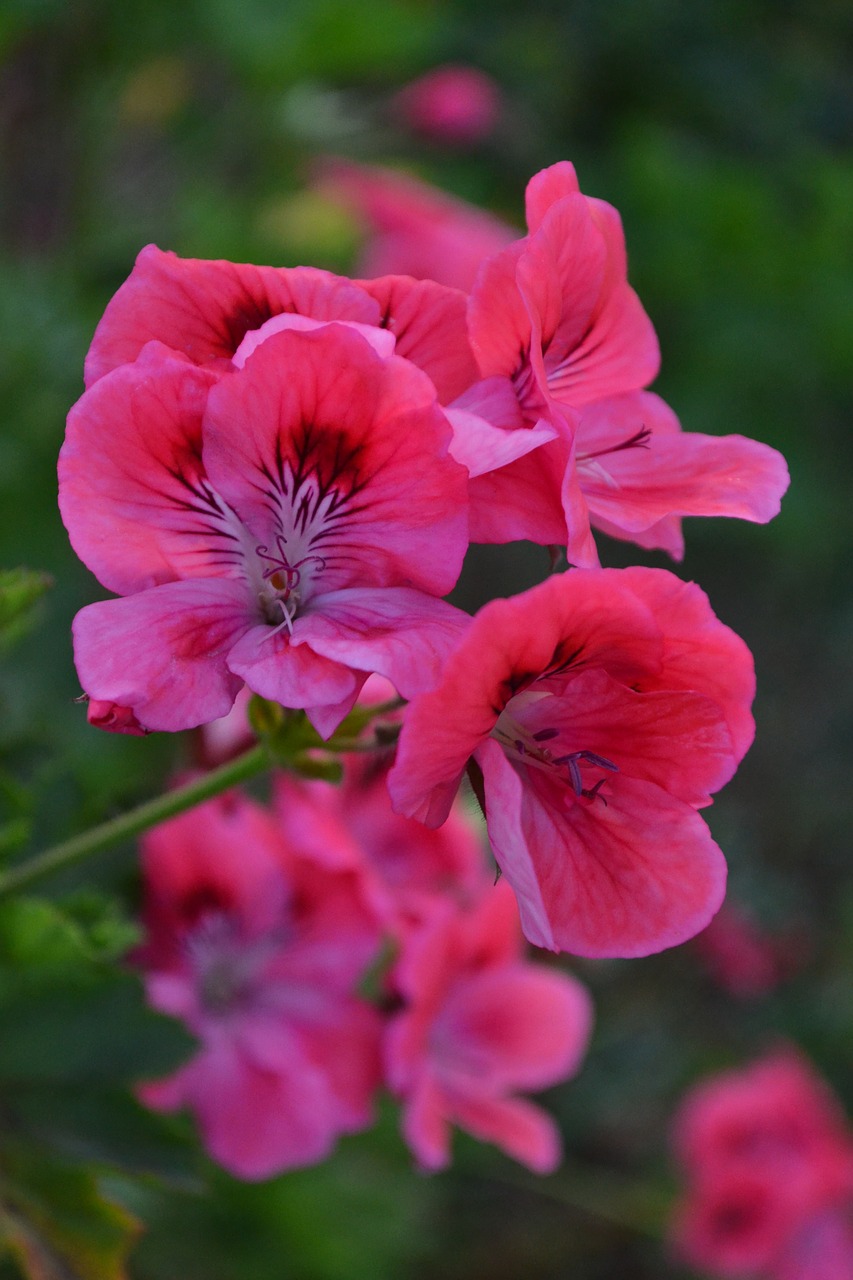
0;1;850;1276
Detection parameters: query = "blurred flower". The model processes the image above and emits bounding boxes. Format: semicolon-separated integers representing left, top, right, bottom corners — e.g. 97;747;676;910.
136;793;382;1179
390;566;755;957
392;65;501;146
671;1051;853;1278
315;158;517;290
692;901;783;999
385;880;593;1172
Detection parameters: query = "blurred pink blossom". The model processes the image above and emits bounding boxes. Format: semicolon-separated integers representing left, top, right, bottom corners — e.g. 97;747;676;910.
136;793;382;1179
385;880;593;1172
671;1051;853;1278
316;158;517;290
393;65;501;146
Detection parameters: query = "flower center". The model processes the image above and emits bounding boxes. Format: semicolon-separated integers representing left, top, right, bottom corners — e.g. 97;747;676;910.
492;708;618;803
256;534;326;636
185;912;285;1017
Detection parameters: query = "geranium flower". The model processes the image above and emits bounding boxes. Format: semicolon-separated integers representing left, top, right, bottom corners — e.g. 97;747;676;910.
389;566;755;957
385;881;593;1172
316;157;517;291
83;243;479;406
392;64;501;146
135;793;382;1179
60;324;470;736
464;163;789;560
670;1052;853;1279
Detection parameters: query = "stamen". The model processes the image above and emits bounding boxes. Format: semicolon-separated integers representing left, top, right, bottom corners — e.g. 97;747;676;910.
553;749;618;799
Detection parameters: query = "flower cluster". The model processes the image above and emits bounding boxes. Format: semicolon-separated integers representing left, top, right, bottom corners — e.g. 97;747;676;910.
60;159;789;1177
136;771;591;1178
670;1052;853;1278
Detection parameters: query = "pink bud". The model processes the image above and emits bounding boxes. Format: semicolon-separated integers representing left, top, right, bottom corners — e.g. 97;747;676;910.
394;65;501;146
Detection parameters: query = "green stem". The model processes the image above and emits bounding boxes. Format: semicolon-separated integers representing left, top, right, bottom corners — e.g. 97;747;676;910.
487;1163;669;1238
0;744;270;898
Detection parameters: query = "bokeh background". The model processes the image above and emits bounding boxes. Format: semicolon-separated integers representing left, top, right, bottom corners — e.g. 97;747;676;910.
0;1;851;1276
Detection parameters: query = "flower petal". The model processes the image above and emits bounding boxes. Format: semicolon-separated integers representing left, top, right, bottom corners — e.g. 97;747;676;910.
298;588;471;701
358;274;479;402
84;244;380;383
60;344;228;595
482;750;727;957
72;579;251;732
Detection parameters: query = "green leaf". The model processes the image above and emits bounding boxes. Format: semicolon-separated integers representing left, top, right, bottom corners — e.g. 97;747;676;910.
0;1144;138;1280
0;971;194;1085
4;1089;198;1190
0;571;52;653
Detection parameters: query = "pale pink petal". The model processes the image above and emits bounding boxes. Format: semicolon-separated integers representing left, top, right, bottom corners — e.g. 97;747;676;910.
232;312;395;367
468;438;570;544
72;580;251;732
297;1001;382;1132
226;622;359;729
451;375;525;430
140;795;290;944
445;407;556;477
84;245;379;383
60;344;225;595
516;195;608;377
482;750;727;957
358;274;479;402
561;438;600;567
517;198;659;407
591;510;685;559
297;588;471;701
447;1092;562;1174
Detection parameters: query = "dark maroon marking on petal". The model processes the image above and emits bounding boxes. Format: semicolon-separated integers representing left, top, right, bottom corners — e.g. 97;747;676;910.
218;284;288;356
532;727;559;742
545;643;586;678
581;425;652;460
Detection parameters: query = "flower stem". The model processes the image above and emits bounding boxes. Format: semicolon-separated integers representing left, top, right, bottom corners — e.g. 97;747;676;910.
0;744;270;898
486;1163;669;1238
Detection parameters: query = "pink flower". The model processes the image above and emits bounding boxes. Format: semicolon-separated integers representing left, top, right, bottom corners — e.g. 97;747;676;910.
60;325;470;736
671;1052;853;1279
385;880;593;1172
275;760;487;930
135;793;382;1179
692;901;783;999
393;65;501;146
465;163;789;561
84;243;479;408
389;566;755;957
316;158;517;291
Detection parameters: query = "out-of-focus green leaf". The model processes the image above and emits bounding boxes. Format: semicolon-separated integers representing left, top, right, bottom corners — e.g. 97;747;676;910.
0;899;193;1084
0;972;194;1085
4;1089;198;1191
0;572;52;653
0;1143;138;1280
